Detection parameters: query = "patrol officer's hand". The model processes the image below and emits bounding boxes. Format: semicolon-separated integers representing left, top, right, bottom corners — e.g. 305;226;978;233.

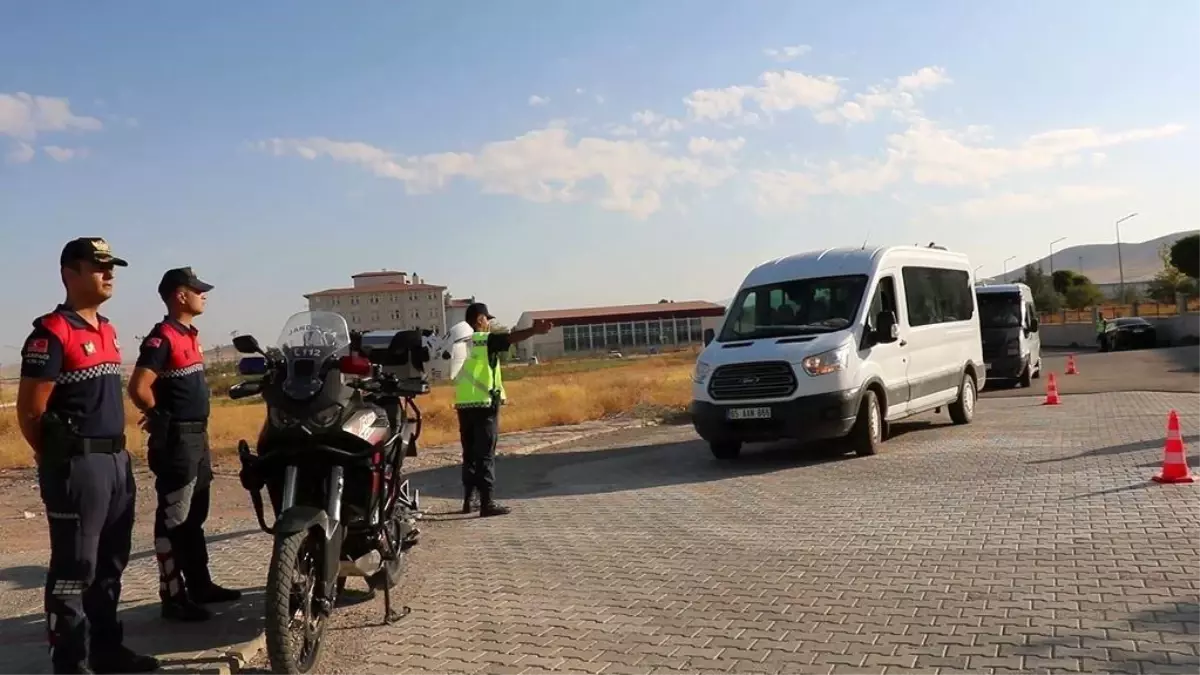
136;413;150;431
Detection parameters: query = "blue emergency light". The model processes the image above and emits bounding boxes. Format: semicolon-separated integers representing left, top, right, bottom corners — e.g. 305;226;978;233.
238;356;268;375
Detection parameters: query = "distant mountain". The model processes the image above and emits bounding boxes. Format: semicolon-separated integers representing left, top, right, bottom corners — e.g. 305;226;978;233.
986;230;1198;285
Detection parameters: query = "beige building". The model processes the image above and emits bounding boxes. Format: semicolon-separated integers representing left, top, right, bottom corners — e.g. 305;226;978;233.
304;270;449;334
511;300;727;361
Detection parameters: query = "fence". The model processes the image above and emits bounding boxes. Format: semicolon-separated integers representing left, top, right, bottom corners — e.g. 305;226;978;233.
1039;298;1200;325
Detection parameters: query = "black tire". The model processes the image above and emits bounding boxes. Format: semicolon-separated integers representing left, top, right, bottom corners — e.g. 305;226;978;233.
264;530;328;675
948;371;977;425
850;389;883;457
709;440;742;460
1018;362;1032;388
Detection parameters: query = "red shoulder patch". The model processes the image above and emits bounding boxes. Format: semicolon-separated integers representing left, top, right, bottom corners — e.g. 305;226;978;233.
146;337;162;348
25;337;49;354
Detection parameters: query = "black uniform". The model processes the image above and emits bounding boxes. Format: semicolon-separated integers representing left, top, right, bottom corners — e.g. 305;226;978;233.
136;270;239;619
21;238;157;675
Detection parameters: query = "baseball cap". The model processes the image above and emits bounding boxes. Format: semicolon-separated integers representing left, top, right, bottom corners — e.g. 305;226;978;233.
59;237;128;267
158;267;214;298
464;302;495;324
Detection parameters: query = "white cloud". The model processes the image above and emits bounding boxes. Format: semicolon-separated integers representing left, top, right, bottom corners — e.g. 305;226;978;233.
684;70;841;123
0;92;103;141
527;95;549;107
631;110;684;136
815;66;952;125
43;145;87;162
5;141;34;164
751;120;1181;214
764;45;812;62
606;124;639;137
253;127;737;219
687;136;746;157
931;184;1130;219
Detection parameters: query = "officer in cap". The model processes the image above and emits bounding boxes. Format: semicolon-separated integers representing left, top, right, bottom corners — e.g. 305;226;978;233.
16;238;159;674
453;302;552;516
128;267;241;622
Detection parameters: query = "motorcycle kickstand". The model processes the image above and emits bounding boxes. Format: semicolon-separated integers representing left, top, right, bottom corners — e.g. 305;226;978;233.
379;526;411;625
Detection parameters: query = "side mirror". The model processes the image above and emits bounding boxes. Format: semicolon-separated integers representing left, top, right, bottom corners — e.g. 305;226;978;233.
703;328;715;346
233;334;263;355
875;311;899;343
228;380;263;400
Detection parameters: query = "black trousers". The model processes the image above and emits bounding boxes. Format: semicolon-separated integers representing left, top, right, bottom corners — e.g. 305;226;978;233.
147;426;214;601
457;407;499;493
38;448;135;667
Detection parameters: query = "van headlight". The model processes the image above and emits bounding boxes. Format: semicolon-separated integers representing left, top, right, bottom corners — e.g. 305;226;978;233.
692;361;713;384
802;346;850;377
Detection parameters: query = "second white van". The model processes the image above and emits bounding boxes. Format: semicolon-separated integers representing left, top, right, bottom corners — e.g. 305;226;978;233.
690;244;986;459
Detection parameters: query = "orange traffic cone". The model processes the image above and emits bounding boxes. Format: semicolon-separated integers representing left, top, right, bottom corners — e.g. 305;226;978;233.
1152;410;1195;484
1043;372;1060;405
1065;354;1079;375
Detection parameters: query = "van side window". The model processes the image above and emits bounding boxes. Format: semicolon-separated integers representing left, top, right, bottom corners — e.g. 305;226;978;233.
866;276;898;331
901;267;974;327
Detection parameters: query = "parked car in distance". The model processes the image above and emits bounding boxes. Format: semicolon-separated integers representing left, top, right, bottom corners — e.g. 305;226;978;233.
1101;317;1157;351
690;244;986;460
975;283;1042;387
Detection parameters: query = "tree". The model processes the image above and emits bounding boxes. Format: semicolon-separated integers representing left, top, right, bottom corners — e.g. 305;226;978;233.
1169;234;1199;280
1147;242;1190;303
1020;264;1062;313
1064;280;1104;310
1051;269;1089;295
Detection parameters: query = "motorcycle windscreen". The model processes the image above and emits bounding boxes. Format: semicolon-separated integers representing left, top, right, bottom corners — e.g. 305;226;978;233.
274;310;353;399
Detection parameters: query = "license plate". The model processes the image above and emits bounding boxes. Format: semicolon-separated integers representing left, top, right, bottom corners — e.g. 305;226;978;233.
984;362;993;370
1133;328;1145;333
728;407;772;420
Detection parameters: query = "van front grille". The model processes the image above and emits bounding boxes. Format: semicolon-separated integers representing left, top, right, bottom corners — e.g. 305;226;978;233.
708;361;798;401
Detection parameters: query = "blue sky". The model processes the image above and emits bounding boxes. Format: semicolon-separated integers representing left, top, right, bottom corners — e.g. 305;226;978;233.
2;1;1198;357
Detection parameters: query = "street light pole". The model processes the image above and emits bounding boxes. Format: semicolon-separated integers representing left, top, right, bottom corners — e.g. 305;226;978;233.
1049;237;1066;277
1003;256;1016;279
1115;212;1139;301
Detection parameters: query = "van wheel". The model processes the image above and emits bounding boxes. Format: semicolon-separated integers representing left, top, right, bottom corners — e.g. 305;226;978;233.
1019;363;1032;388
949;372;976;425
709;440;742;460
850;389;883;457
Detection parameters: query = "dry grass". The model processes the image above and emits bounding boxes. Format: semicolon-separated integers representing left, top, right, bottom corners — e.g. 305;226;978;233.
0;353;696;470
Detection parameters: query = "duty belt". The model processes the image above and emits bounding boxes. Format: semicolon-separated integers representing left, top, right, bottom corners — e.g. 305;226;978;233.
66;435;126;456
169;420;207;433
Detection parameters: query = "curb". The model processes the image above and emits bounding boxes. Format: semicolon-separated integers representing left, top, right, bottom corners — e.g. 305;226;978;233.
208;417;656;673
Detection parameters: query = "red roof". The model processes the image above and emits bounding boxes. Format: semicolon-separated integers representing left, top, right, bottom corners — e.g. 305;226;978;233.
446;299;472;308
352;270;410;279
525;300;724;322
304;281;447;298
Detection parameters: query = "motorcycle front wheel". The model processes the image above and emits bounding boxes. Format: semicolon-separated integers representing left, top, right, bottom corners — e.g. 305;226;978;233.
264;529;331;674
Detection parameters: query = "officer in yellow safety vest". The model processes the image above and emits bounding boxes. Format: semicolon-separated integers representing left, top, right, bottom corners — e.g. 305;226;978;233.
455;302;553;517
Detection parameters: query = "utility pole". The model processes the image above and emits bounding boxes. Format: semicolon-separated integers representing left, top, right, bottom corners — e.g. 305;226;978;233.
1115;212;1139;301
1003;256;1016;279
1049;237;1066;277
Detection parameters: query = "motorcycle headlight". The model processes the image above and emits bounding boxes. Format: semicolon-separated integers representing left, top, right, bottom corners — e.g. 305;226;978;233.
308;404;343;429
269;408;300;429
692;360;713;384
801;345;851;377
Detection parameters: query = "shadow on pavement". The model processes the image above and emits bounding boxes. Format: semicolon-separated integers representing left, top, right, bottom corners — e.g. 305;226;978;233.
407;429;891;503
0;589;266;675
0;528;260;593
1027;435;1200;465
1026;602;1199;672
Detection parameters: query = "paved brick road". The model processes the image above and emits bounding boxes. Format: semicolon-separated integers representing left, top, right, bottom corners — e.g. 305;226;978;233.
311;391;1200;675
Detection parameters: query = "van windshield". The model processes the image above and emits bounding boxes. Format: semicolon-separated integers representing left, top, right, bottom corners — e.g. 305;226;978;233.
977;293;1022;329
720;274;869;342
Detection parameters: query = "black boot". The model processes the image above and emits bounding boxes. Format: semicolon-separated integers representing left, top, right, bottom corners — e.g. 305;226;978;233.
190;582;243;604
89;624;159;674
462;486;479;514
52;661;94;674
162;593;211;622
479;489;510;518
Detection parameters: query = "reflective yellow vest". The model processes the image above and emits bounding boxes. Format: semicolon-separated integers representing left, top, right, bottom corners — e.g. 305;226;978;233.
453;331;507;409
